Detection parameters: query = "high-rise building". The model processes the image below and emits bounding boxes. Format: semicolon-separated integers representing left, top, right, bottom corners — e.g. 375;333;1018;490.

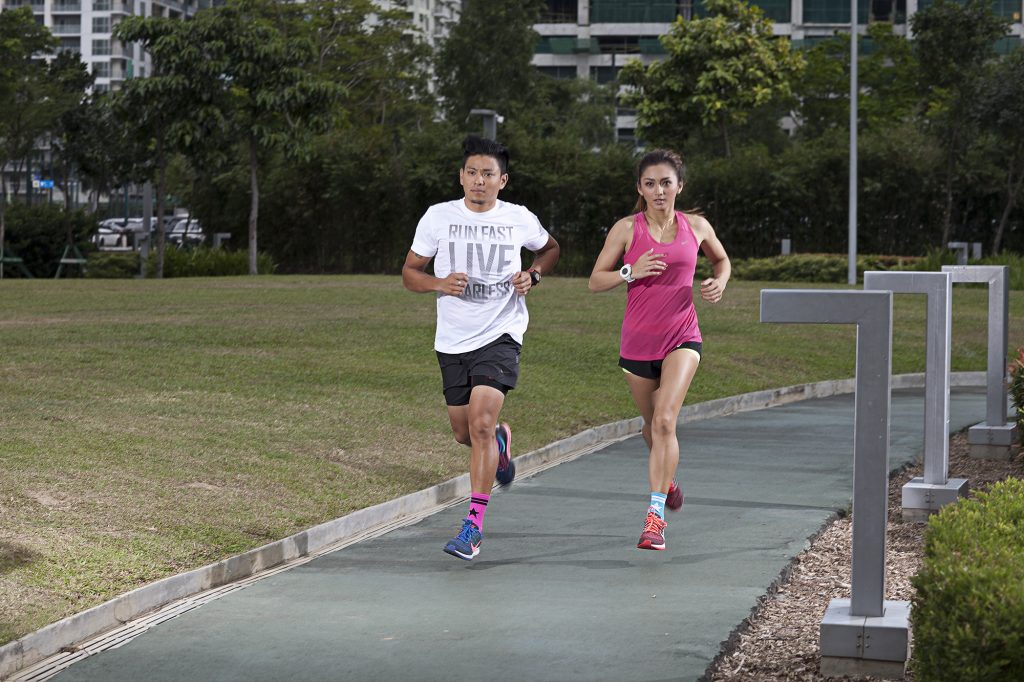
2;0;205;93
375;0;460;48
534;0;1024;139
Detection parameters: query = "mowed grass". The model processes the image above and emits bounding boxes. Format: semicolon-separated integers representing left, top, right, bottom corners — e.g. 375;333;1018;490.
0;275;1020;643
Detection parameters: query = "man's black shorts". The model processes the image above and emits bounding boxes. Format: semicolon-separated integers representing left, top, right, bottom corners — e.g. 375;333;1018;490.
436;334;522;406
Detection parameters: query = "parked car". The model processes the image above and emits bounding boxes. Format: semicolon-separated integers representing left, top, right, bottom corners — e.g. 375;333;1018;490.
92;219;132;250
166;218;205;247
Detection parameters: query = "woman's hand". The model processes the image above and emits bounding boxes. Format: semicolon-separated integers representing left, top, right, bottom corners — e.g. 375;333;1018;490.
633;248;667;279
699;277;725;303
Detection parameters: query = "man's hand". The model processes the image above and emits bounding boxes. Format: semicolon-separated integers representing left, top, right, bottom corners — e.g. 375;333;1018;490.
440;272;470;296
512;270;532;296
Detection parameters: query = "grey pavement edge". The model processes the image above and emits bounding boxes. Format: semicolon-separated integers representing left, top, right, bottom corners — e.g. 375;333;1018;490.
0;372;986;679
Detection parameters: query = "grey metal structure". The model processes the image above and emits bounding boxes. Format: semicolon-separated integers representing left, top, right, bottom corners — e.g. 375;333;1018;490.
863;272;967;519
761;289;909;675
947;242;969;265
781;238;791;255
467;109;503;140
941;265;1018;457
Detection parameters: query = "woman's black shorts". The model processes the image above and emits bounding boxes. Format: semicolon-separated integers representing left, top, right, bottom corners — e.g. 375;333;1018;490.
618;341;702;380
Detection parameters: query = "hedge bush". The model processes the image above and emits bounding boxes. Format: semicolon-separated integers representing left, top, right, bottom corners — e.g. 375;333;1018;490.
1;203;97;278
911;478;1024;681
694;253;923;283
85;252;139;279
145;247;275;277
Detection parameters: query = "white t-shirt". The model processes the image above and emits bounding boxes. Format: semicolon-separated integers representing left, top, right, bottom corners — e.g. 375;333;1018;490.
411;198;551;353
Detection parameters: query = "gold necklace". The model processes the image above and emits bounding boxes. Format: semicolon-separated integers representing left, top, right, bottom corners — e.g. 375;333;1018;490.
645;213;674;240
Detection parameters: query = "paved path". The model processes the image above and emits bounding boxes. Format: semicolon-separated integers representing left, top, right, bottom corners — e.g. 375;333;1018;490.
52;388;986;682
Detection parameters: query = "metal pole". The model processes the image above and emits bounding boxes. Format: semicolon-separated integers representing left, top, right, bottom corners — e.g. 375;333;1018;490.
847;3;858;285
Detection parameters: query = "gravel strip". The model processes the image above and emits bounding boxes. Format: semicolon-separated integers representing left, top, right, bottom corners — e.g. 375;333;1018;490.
705;432;1024;681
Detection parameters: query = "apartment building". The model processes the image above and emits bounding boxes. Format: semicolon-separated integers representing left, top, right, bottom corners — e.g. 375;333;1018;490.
2;0;203;93
375;0;460;47
534;0;1024;138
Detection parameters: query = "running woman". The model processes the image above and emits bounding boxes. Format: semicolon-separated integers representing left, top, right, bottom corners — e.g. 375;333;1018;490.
588;149;730;551
403;135;560;561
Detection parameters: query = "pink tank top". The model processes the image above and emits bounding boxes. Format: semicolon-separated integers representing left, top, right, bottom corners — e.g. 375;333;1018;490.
620;211;702;361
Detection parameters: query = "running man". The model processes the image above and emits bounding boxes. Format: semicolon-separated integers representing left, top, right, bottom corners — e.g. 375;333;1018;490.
402;135;560;561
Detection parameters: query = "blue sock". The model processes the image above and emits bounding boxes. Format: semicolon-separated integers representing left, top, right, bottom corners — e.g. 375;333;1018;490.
649;492;667;519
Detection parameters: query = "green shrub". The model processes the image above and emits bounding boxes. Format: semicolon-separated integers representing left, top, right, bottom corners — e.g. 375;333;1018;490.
1010;348;1024;446
695;253;923;283
911;478;1024;681
145;247;275;277
85;252;139;279
2;203;97;278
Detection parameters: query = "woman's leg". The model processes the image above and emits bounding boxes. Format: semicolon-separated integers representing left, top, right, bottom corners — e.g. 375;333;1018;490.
646;349;700;493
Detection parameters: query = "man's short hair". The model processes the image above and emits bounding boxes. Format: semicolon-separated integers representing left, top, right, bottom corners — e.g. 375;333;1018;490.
462;135;509;175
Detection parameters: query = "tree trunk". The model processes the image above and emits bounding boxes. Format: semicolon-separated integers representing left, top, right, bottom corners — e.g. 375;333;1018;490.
719;113;731;158
155;131;168;279
248;136;259;276
940;151;955;247
0;176;6;281
62;157;74;246
993;157;1024;256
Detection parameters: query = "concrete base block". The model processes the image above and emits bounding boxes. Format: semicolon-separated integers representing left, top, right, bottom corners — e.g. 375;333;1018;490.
820;655;907;679
968;443;1018;461
968;422;1018;446
901;477;968;521
820;599;910;670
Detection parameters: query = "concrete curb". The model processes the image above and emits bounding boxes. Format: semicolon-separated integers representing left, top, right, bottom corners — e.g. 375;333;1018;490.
0;372;987;679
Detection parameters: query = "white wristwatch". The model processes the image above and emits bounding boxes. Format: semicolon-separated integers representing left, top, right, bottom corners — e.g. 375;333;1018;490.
619;263;635;283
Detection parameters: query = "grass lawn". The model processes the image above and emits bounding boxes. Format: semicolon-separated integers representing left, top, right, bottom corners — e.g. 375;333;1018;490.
0;275;1020;644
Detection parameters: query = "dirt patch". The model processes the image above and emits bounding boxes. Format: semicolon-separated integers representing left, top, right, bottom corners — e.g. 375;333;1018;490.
706;432;1024;681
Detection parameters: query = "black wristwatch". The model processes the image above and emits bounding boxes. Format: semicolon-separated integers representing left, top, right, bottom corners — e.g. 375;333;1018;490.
529;269;541;286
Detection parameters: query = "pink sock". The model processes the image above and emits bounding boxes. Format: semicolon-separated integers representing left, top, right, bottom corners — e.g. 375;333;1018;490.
467;493;489;531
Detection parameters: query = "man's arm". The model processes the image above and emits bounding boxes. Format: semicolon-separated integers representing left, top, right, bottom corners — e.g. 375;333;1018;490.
528;236;560;277
402;250;467;296
513;236;560;295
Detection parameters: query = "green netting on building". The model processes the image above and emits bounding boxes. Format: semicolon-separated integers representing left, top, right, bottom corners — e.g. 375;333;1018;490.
803;0;872;23
591;0;681;22
995;36;1023;53
917;0;1020;19
535;36;577;54
693;0;792;21
755;0;794;21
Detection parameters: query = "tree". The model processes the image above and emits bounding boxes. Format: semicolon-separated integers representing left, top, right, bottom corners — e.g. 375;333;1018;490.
0;7;59;277
206;0;342;275
911;0;1009;246
435;0;545;122
973;49;1024;254
47;52;97;246
619;0;804;156
115;14;232;277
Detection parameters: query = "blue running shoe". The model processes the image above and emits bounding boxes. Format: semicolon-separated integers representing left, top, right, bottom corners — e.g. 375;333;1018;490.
495;421;515;485
443;519;483;561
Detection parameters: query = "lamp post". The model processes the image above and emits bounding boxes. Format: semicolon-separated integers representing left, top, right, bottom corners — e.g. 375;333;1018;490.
848;0;858;285
467;109;504;140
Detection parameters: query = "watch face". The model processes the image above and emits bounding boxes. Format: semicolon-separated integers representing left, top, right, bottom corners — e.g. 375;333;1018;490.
530;271;541;285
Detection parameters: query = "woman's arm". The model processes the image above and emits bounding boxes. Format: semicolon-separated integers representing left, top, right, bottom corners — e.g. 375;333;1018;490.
689;214;730;304
588;217;666;292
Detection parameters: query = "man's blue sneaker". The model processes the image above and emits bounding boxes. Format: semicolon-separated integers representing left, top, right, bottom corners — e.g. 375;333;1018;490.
495;422;516;485
443;519;483;561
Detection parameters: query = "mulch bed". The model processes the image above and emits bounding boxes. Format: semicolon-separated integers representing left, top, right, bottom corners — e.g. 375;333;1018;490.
705;431;1024;681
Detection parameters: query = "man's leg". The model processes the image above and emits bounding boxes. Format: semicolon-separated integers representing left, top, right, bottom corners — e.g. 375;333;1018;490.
467;384;506;495
442;385;505;561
